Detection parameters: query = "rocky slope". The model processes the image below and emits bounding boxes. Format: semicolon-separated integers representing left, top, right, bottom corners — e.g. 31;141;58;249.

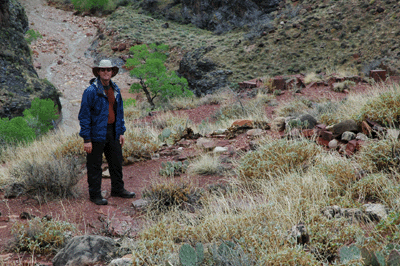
0;0;61;119
90;0;400;96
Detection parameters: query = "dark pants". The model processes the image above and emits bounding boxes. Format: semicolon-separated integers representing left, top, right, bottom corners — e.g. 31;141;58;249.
87;123;124;198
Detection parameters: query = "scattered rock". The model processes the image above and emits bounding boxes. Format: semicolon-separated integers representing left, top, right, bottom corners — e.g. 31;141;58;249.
327;119;359;138
52;235;116;266
341;131;356;142
363;203;388;222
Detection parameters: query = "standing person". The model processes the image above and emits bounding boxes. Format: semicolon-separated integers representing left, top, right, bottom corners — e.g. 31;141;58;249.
78;59;136;205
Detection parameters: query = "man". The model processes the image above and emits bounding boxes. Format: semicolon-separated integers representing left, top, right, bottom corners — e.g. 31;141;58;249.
78;59;135;205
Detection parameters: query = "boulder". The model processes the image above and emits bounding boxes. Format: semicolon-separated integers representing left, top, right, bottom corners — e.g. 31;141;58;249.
341;131;356;142
140;0;282;34
52;235;116;266
299;114;318;129
178;46;233;96
326;120;359;138
0;0;61;119
362;203;388;222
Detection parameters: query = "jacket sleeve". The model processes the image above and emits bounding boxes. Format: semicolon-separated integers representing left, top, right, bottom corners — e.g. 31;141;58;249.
78;88;93;141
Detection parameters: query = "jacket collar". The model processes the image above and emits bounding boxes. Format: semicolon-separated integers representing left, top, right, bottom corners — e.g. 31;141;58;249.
93;77;119;96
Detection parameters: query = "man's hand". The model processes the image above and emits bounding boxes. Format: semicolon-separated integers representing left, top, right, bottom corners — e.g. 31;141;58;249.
120;135;125;146
84;142;92;154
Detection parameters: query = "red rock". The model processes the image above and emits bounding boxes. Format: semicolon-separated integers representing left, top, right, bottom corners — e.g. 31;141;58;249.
216;140;231;146
86;32;93;37
272;77;286;91
301;129;315;138
361;121;372;137
111;46;118;52
345;140;357;156
232;119;253;127
320;130;333;141
369;70;387;82
317;137;330;147
118;43;127;51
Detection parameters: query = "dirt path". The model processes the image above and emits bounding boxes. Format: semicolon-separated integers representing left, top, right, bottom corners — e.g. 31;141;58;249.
19;0;136;135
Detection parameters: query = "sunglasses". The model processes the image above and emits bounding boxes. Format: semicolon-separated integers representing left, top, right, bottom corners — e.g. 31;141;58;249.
99;68;112;72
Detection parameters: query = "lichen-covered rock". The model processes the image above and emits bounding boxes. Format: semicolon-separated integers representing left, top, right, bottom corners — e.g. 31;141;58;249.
0;0;61;119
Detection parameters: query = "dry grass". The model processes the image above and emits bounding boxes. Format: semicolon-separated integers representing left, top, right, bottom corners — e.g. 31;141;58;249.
187;153;222;176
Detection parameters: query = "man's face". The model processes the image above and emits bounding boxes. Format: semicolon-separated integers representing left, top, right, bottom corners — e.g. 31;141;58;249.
98;68;112;83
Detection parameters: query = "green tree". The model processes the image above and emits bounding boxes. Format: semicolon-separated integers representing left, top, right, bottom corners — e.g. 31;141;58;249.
126;43;193;110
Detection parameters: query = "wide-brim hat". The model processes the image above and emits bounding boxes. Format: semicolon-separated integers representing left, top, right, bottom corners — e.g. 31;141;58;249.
92;59;119;78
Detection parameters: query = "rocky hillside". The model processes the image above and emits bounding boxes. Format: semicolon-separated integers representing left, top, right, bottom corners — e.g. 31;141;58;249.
89;0;400;96
0;0;60;119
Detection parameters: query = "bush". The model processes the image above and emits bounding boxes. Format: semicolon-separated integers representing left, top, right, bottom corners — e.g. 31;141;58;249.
25;29;42;44
357;138;400;172
122;126;159;163
0;98;59;145
142;180;202;213
0;117;36;144
356;87;400;126
236;138;323;180
23;97;59;135
11;217;76;255
9;156;81;201
187;154;222;176
71;0;110;11
126;43;193;110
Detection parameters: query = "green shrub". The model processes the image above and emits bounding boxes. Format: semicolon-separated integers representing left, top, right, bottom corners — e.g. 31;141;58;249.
0;98;59;145
126;43;193;110
25;29;42;44
356;88;400;126
236;138;322;180
356;138;400;172
23;97;59;135
159;161;189;177
0;117;36;144
11;217;76;255
71;0;110;11
9;156;81;201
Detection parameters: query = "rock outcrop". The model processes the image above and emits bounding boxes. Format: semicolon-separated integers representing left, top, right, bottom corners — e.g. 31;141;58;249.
177;46;232;96
0;0;61;119
140;0;281;34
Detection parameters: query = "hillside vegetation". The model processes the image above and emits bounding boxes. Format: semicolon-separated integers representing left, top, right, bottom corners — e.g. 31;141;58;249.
2;0;400;265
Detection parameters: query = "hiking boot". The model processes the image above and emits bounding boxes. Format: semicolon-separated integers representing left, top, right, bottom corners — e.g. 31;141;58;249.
90;197;108;205
111;189;136;198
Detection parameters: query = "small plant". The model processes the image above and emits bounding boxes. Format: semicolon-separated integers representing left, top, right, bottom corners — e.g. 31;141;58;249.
159;160;189;177
124;98;136;108
179;243;204;266
142;180;202;213
187;154;222;176
9;156;81;201
210;240;253;265
333;80;356;92
25;29;42;44
11;217;76;255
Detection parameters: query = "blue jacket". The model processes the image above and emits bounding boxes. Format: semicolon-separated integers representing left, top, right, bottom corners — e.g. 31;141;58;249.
78;77;126;143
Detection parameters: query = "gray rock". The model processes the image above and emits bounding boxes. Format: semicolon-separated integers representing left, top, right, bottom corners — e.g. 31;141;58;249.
356;133;369;141
321;205;342;219
178;46;233;96
363;203;388;222
327;120;359;138
109;258;133;266
341;131;356;142
52;235;116;266
299;114;318;129
386;129;400;140
213;146;228;153
328;139;339;149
